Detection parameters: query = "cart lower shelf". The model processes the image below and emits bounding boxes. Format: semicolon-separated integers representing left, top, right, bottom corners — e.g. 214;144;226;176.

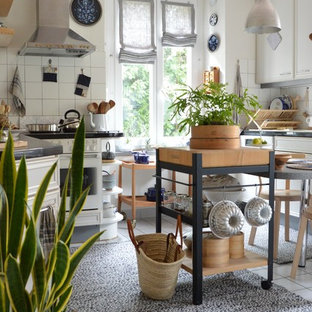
119;195;156;207
182;250;267;276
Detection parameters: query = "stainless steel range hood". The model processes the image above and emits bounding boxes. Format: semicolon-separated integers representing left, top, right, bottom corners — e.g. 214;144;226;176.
19;0;95;58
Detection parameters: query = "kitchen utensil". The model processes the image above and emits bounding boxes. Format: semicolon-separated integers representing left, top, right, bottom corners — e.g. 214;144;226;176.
109;100;115;109
87;102;98;113
59;109;81;132
89;112;107;131
144;186;165;201
244;196;272;227
26;123;60;133
102;170;116;190
208;200;244;238
103;101;111;114
98;101;110;114
102;142;115;161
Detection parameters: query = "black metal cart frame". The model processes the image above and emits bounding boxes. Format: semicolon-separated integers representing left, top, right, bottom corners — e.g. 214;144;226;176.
155;150;275;305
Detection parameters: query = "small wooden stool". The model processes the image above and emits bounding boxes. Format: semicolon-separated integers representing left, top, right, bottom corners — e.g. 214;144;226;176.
248;179;301;260
290;207;312;279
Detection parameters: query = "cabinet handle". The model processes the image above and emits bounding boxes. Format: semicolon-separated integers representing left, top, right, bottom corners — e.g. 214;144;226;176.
280;72;291;76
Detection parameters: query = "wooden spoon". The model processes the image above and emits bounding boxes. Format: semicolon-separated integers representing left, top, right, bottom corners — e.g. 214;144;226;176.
87;102;98;113
108;100;115;109
98;101;106;114
103;102;111;114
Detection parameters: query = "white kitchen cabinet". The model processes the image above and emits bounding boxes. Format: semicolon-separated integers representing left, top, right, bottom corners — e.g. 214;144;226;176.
256;0;294;84
294;0;312;79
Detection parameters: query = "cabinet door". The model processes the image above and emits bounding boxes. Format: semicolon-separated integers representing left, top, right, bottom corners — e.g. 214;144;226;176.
256;0;294;84
295;0;312;79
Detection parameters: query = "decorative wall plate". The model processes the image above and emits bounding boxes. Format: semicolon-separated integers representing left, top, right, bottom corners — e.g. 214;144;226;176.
209;13;218;26
208;34;220;52
71;0;102;26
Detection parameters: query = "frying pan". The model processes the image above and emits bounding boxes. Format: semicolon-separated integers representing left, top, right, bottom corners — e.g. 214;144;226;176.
26;123;60;133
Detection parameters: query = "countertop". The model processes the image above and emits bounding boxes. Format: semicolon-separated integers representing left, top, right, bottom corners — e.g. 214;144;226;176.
241;129;312;137
0;134;63;160
26;131;124;139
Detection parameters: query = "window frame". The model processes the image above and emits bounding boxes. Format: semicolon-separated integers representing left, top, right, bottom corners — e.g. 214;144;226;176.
104;0;205;147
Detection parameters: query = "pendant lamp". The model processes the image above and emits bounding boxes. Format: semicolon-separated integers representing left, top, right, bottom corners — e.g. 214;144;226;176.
245;0;281;34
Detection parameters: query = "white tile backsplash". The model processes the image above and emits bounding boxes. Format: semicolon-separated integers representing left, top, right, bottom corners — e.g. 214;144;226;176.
25;82;42;99
58;67;75;83
0;49;7;64
59;99;76;116
90;83;106;100
59;83;76;100
25;66;42;82
91;67;106;84
43;99;59;115
43;82;59;99
26;99;42;116
25;56;42;66
0;65;8;82
0;82;8;98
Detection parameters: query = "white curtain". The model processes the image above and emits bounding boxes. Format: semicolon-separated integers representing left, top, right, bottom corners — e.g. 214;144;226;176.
119;0;157;63
161;1;197;47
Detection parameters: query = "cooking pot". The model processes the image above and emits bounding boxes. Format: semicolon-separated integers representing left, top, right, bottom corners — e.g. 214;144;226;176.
102;142;115;161
26;123;60;133
59;109;81;132
145;186;165;202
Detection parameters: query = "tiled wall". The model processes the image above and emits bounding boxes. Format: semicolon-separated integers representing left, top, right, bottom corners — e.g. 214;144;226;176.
0;48;106;129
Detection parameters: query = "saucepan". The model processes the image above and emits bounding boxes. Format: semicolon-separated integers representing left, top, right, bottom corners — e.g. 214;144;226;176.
26;123;60;133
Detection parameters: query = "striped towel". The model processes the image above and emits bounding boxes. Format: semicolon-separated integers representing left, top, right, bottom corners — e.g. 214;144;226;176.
39;206;56;259
9;66;26;117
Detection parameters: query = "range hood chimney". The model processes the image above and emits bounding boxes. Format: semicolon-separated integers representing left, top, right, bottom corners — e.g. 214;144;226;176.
19;0;95;58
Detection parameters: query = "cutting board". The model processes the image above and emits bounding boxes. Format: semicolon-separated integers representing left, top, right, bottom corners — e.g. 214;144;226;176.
0;140;28;149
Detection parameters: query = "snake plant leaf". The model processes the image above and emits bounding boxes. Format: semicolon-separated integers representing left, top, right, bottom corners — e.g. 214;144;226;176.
57;166;70;235
58;186;90;244
69;118;85;211
32;235;46;310
0;278;5;312
0;185;8;271
53;241;70;293
0;132;16;218
46;244;57;285
53;285;72;312
20;216;36;285
5;254;32;312
8;156;27;258
56;231;103;298
32;162;57;223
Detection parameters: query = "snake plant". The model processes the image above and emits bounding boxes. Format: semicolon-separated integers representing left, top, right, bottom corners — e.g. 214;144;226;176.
0;118;103;312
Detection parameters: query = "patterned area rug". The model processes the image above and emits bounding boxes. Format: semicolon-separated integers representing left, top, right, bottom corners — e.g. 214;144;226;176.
244;223;312;264
67;241;312;312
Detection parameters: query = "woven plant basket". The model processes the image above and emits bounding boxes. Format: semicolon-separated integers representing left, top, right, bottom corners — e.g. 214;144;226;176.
127;217;185;300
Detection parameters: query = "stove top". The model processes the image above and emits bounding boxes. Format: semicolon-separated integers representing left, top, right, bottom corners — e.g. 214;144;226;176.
26;131;124;139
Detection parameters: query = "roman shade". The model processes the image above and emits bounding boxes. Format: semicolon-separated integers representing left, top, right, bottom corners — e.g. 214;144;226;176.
161;1;197;47
119;0;156;64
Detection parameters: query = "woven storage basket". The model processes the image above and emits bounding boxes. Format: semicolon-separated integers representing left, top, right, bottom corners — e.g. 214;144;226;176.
127;218;185;300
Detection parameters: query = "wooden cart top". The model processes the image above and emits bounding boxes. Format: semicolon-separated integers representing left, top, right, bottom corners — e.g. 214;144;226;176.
158;147;272;168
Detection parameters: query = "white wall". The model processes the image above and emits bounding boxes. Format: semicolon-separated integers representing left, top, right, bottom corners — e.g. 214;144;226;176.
0;0;108;130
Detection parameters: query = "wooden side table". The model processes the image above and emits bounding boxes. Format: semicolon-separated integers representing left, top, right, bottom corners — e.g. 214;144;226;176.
118;161;156;227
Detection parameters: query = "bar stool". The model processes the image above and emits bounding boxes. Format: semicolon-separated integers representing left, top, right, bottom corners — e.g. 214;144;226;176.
248;179;301;260
290;205;312;278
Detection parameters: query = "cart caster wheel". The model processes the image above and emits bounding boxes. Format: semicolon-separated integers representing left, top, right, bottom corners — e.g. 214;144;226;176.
131;219;136;228
261;280;272;290
120;211;127;220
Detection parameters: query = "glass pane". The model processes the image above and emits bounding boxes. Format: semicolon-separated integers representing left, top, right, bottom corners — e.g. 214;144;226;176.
163;47;189;137
122;64;151;137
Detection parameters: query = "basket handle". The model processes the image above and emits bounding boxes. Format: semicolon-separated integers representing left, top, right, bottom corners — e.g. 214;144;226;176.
127;219;141;254
175;214;183;246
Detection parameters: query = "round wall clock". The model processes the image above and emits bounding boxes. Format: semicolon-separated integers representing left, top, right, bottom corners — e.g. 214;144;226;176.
71;0;102;26
209;13;218;26
208;34;220;52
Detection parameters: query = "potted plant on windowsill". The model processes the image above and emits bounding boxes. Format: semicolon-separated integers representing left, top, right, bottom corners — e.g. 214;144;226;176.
169;81;260;149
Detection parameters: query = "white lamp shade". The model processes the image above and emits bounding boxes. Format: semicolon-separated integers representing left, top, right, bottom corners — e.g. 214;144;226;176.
245;0;281;34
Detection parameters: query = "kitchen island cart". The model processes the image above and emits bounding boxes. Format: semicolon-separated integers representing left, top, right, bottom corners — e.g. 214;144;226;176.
155;147;275;305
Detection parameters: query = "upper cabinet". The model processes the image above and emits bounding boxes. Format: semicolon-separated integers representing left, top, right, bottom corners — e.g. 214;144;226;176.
256;0;294;84
0;0;13;16
256;0;312;84
295;0;312;79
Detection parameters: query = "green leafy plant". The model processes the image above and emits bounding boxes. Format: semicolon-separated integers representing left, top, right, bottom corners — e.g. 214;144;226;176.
0;119;103;312
169;81;261;133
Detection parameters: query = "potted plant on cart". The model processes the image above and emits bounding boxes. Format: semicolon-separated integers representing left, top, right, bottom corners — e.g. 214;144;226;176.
169;81;260;149
0;119;103;311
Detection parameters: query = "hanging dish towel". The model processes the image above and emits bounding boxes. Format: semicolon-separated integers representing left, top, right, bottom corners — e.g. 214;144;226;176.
74;73;91;97
9;66;26;117
39;206;56;259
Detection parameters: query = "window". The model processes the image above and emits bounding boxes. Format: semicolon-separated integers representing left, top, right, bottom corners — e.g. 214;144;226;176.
107;0;203;148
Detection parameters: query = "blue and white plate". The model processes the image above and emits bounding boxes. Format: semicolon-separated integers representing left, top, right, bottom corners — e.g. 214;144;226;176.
71;0;102;26
208;34;220;52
